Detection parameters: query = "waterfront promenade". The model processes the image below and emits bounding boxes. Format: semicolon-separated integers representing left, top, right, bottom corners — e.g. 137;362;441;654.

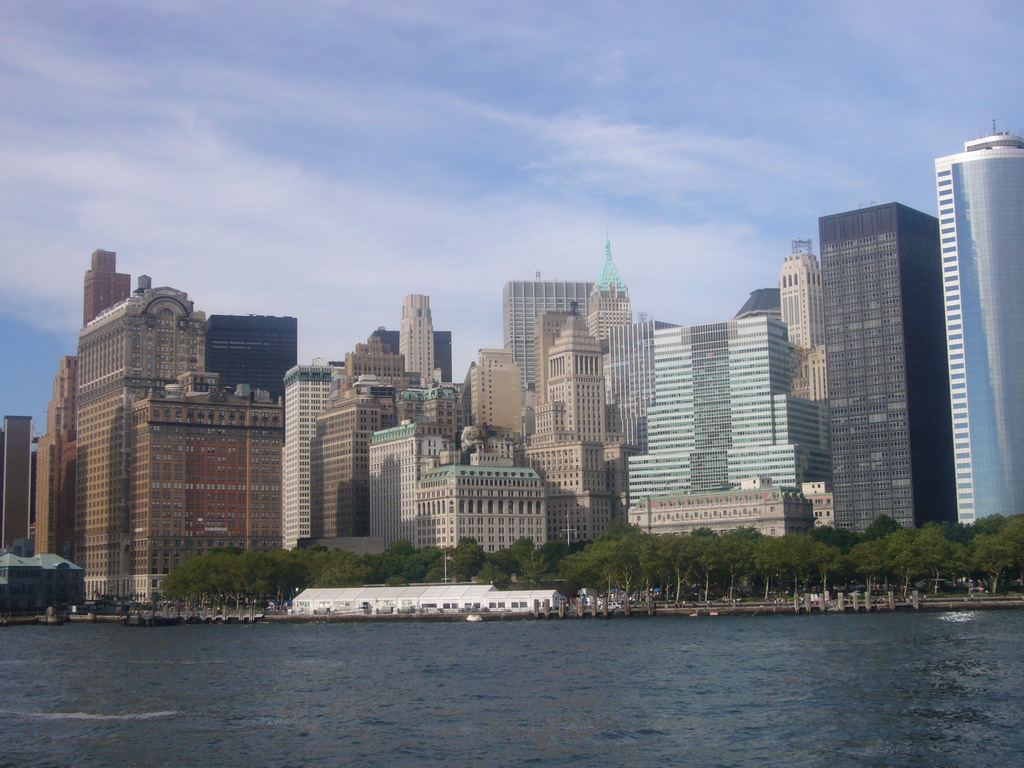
6;591;1021;626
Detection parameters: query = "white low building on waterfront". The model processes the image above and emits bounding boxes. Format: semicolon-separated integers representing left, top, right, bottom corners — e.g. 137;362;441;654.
292;584;563;615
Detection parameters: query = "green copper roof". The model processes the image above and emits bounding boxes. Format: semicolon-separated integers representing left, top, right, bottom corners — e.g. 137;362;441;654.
421;465;541;481
595;235;627;292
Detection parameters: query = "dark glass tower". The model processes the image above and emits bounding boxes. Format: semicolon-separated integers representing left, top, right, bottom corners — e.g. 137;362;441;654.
819;203;955;531
205;315;298;403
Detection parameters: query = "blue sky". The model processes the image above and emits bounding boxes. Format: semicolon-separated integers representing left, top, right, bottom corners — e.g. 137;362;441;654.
2;1;1021;430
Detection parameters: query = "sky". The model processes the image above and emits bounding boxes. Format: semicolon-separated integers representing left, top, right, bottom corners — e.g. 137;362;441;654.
2;0;1021;430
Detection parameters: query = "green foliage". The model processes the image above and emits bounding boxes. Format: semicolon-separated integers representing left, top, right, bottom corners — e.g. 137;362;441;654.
863;515;902;541
160;512;1024;607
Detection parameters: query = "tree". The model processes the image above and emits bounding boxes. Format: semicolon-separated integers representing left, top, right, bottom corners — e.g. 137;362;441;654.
849;538;891;592
717;528;760;599
914;524;957;593
863;515;901;541
971;534;1014;593
475;562;511;590
314;549;371;587
449;538;485;582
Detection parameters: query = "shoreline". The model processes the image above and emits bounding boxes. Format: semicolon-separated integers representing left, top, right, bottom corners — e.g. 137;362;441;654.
5;593;1021;626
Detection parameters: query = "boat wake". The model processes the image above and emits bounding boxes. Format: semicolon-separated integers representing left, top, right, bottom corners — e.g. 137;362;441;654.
7;710;179;721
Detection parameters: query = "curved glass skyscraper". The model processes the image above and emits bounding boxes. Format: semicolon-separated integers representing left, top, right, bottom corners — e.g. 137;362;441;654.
935;132;1024;522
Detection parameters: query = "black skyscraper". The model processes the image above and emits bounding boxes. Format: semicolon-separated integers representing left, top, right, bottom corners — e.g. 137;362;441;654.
819;203;955;531
205;315;298;402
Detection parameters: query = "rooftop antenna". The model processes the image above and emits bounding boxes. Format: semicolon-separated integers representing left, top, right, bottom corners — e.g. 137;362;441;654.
792;238;812;254
535;270;541;281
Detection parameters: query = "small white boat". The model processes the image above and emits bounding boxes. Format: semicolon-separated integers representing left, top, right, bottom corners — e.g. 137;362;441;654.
466;614;483;622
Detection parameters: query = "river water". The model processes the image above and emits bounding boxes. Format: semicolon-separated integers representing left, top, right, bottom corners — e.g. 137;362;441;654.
1;610;1020;767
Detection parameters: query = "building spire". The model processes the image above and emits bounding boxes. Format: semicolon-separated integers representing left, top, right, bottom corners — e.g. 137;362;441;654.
596;234;626;292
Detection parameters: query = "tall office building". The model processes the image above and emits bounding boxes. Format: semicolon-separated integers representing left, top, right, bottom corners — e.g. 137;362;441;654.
522;312;618;542
76;275;205;597
780;240;828;401
819;203;955;531
780;240;825;348
129;372;283;596
282;359;334;549
82;250;130;327
368;422;450;544
608;319;676;453
935;132;1024;523
397;384;462;443
586;237;632;344
310;377;397;539
34;356;78;560
1;416;34;549
370;327;452;383
503;279;593;392
467;349;522;437
205;315;298;403
400;295;436;383
344;334;407;389
628;316;831;502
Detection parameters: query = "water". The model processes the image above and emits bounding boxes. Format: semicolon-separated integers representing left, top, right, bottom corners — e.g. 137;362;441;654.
1;611;1021;767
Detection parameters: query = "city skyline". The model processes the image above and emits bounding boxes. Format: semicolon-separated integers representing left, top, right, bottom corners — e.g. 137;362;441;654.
2;2;1022;424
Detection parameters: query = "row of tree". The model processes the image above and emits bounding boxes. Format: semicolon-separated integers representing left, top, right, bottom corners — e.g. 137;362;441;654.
159;513;1024;607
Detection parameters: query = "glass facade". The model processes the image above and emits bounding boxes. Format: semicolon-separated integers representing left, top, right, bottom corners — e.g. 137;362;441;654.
502;280;593;391
628;316;831;501
935;134;1024;522
607;320;676;452
819;203;955;531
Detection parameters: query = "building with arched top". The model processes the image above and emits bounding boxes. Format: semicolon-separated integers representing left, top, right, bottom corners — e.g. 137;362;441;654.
76;274;206;598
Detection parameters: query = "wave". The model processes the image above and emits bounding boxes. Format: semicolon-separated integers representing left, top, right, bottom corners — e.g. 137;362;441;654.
938;612;978;623
7;710;179;721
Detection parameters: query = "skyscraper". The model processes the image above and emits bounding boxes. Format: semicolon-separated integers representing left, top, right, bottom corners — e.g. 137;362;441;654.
76;275;205;597
370;327;452;383
780;240;828;402
935;132;1024;523
503;279;593;392
34;356;78;560
586;237;632;344
819;203;955;531
1;416;34;550
779;239;825;348
204;314;298;403
129;372;283;594
400;295;435;383
607;319;676;453
628;316;830;502
467;349;522;437
522;312;618;542
82;250;130;327
282;359;334;549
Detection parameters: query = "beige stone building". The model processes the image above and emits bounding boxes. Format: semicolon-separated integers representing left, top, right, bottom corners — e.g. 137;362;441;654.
282;359;335;550
629;478;814;537
400;294;435;383
586;236;632;345
369;422;450;544
416;448;546;553
344;334;408;389
521;312;622;543
467;349;522;438
76;276;205;598
310;376;397;539
802;481;835;527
